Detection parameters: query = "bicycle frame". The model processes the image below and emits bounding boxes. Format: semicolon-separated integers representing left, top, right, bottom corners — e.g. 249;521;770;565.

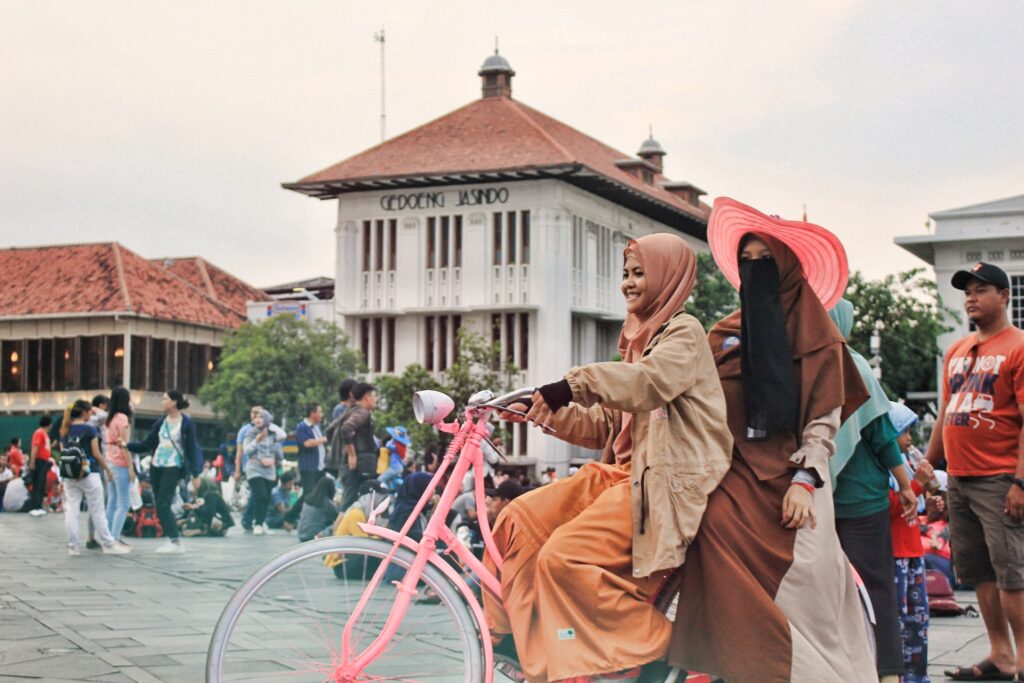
337;405;505;682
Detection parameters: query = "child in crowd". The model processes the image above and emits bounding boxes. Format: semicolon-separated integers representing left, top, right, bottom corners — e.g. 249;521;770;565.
379;426;409;489
888;402;934;683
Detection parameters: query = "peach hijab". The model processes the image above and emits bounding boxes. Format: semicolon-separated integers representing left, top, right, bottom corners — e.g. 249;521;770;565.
613;233;698;462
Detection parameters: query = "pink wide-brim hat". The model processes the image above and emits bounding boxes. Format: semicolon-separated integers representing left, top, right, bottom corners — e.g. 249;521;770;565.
708;196;849;309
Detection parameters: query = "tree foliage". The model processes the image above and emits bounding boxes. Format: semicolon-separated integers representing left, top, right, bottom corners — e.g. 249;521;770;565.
198;316;364;431
686;252;739;330
844;269;958;400
374;328;521;451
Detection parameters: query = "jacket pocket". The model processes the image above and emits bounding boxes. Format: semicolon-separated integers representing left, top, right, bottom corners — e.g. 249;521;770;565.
639;464;709;545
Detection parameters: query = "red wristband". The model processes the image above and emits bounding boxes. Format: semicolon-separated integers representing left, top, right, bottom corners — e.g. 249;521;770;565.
791;482;815;494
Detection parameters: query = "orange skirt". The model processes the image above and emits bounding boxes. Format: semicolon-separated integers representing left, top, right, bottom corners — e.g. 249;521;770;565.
483;462;671;682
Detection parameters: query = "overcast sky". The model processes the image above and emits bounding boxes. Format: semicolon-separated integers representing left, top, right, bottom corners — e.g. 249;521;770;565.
2;1;1021;289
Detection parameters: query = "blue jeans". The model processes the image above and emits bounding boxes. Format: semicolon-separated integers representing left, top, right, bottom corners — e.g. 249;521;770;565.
105;465;132;540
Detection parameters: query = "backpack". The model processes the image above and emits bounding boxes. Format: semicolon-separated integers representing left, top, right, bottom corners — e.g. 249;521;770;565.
926;569;965;616
58;430;93;480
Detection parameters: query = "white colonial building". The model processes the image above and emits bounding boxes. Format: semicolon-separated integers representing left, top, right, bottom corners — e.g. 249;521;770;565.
285;53;713;471
896;193;1024;354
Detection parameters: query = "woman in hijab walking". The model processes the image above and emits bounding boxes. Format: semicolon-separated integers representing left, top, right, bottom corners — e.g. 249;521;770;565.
829;298;919;683
242;408;284;536
488;233;733;683
666;198;876;683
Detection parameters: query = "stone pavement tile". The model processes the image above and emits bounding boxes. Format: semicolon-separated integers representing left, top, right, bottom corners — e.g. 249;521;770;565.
92;637;140;649
87;672;136;683
0;652;116;679
125;654;181;667
132;664;203;683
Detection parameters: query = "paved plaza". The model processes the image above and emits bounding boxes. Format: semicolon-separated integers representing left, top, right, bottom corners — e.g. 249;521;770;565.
0;511;992;682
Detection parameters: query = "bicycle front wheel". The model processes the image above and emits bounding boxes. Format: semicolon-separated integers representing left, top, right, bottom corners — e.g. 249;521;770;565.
206;536;483;682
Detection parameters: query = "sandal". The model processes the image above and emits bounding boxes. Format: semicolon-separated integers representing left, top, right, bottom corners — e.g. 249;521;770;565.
946;659;1015;680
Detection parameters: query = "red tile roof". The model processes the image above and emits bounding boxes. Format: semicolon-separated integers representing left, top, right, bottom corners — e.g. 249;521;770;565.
289;95;710;224
0;243;246;328
153;256;265;316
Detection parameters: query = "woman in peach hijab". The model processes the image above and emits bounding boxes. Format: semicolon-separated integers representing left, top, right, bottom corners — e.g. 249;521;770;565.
487;232;733;683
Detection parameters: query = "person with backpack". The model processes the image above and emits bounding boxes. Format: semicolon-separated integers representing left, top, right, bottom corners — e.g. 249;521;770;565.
60;400;130;556
123;390;203;554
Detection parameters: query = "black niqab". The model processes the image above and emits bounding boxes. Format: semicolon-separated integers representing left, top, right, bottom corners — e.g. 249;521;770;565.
738;257;800;439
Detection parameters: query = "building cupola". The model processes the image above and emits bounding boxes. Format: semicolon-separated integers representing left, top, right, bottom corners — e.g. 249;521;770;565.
637;130;666;172
479;48;514;99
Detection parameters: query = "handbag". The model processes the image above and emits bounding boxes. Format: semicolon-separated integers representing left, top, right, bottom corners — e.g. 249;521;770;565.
355;452;378;477
259;456;276;468
129;480;143;510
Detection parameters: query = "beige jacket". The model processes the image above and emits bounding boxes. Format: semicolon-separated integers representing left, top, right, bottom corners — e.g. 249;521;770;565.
553;313;733;578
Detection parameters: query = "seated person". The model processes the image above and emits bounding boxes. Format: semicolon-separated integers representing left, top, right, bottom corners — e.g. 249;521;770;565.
0;452;13;503
325;479;391;578
180;478;235;537
298;477;339;543
2;470;28;513
266;470;298;530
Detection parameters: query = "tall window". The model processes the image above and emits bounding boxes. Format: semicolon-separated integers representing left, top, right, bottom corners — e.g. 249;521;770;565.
521;211;530;265
492;213;503;266
131;336;148;390
374;219;385;271
149;339;169;391
440;216;450;268
386;318;396;372
425;317;435;372
373;318;383;373
106;335;125;387
454;216;463;268
1;340;24;392
81;336;103;389
426;217;436;268
388;219;397;270
1012;276;1024;328
362;220;372;272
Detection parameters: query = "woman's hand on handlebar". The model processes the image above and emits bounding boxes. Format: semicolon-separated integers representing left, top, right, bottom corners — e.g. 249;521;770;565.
525;392;558;431
498;403;531;422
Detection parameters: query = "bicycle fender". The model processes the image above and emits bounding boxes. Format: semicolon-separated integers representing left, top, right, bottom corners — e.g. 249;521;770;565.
360;523;497;683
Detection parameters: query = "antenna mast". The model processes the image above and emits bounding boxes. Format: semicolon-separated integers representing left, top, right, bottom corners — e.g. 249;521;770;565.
374;28;386;141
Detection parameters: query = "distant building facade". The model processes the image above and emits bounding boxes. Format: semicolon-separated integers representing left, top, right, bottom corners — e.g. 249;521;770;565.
0;243;264;450
896;194;1024;354
285;53;713;471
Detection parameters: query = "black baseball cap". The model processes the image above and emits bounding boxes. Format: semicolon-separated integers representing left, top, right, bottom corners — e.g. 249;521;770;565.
952;262;1010;291
485;480;525;501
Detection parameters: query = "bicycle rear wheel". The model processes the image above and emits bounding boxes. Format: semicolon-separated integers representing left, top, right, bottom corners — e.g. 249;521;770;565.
206;536;482;682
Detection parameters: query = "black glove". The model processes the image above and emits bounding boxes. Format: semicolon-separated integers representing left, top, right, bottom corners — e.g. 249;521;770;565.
537;379;573;413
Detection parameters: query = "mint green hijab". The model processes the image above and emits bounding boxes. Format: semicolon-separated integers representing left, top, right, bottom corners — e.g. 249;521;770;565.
827;299;893;485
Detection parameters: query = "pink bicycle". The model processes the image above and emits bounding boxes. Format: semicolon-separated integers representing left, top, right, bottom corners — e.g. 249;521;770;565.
205;387;693;682
206;386;878;681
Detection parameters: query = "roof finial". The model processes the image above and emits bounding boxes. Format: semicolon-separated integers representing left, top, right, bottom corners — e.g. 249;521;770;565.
648;124;653;139
495;36;499;54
